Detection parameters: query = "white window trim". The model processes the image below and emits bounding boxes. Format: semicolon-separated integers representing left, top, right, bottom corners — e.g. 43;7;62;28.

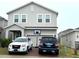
13;14;20;23
37;14;43;23
21;14;27;23
45;14;51;23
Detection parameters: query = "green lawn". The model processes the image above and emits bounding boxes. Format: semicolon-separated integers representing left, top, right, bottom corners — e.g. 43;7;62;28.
0;48;8;55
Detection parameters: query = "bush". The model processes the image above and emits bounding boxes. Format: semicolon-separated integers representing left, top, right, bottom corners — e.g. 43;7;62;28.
1;38;12;48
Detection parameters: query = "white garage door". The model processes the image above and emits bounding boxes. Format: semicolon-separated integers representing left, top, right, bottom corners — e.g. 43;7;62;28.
27;35;41;47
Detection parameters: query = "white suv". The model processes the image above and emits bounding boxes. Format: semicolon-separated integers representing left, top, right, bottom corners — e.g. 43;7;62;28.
8;37;33;54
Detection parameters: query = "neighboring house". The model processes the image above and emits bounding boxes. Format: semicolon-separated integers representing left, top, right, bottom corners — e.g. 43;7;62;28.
5;2;58;47
58;28;79;49
0;16;8;38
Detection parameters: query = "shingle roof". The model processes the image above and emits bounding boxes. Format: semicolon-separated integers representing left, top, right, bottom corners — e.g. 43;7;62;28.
0;16;8;21
7;2;58;15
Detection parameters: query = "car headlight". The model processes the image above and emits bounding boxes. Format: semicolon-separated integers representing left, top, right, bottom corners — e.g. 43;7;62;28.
9;45;12;47
22;44;26;47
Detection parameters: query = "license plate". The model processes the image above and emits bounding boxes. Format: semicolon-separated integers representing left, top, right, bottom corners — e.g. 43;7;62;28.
14;49;17;52
47;45;51;47
52;51;55;53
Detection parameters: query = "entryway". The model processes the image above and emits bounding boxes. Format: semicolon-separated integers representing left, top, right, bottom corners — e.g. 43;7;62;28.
9;30;21;40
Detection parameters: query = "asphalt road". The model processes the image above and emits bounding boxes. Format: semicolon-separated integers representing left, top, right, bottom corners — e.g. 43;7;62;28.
0;48;58;58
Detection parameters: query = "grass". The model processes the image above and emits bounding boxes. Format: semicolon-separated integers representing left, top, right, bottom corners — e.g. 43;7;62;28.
0;48;8;55
59;45;79;58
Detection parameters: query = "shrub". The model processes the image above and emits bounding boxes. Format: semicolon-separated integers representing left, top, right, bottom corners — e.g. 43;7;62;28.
1;38;12;48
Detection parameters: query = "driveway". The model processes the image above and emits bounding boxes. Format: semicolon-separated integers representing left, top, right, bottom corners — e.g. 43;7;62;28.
0;48;58;58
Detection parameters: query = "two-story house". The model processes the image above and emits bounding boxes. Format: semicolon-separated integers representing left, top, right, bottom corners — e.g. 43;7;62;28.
5;2;58;47
0;16;8;38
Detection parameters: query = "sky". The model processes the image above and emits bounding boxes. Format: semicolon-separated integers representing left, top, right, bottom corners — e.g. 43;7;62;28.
0;0;79;33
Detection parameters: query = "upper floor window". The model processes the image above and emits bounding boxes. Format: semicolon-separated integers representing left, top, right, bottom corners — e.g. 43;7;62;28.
37;15;42;22
22;15;26;22
14;15;19;22
45;15;51;22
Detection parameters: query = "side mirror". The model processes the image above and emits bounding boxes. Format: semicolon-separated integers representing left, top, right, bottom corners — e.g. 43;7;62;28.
12;40;15;42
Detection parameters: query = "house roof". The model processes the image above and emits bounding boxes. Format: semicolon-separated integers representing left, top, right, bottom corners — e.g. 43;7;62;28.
58;29;73;37
5;24;24;29
0;16;8;21
7;2;58;15
59;28;79;37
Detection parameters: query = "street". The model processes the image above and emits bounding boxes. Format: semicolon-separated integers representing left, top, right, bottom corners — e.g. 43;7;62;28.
0;48;59;58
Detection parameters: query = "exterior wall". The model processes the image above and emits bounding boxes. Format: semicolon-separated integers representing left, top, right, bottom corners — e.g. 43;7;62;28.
59;31;76;49
3;20;8;28
0;19;3;27
8;4;57;27
24;29;56;47
24;29;56;36
75;31;79;41
0;19;7;28
0;18;8;38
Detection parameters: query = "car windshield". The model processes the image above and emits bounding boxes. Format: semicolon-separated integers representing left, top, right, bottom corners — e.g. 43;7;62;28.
14;37;28;42
41;37;57;43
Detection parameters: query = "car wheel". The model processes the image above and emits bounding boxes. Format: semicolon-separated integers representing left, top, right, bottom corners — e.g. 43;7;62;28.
30;47;32;50
55;50;59;55
39;50;42;54
25;47;29;54
8;52;12;55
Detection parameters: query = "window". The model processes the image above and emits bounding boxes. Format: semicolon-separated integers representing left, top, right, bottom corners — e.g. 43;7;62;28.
22;15;26;22
14;15;19;22
45;15;50;22
38;15;42;22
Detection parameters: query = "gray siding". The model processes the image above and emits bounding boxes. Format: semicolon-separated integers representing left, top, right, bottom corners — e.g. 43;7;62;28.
8;4;57;27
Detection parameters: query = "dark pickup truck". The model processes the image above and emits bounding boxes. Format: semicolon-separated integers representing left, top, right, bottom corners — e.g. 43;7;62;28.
38;37;59;55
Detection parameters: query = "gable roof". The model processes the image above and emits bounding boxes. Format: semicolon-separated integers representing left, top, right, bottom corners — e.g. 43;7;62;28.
5;24;24;29
0;16;8;21
7;2;58;15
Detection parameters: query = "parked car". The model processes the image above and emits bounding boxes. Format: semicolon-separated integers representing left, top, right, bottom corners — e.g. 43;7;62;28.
38;37;59;55
8;37;33;54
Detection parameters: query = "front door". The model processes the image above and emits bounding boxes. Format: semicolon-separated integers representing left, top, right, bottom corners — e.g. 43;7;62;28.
14;31;21;39
10;31;21;40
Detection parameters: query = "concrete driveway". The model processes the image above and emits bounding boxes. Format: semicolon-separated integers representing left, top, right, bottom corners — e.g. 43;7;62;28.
0;48;58;58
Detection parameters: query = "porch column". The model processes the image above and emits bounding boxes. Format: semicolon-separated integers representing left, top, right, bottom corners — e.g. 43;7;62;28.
21;30;24;37
5;30;9;38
